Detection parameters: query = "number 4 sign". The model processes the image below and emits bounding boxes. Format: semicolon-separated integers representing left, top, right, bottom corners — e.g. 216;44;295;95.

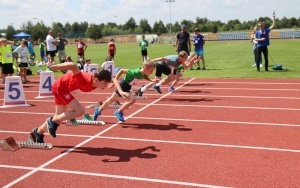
101;61;116;77
1;76;31;108
35;71;55;99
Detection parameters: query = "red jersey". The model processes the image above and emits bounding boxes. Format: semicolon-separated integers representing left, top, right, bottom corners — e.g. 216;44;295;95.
53;72;96;93
77;41;86;54
108;42;116;55
52;72;96;105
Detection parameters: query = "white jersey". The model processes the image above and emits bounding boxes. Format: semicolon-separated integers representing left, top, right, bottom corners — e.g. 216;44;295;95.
46;35;56;51
13;46;27;63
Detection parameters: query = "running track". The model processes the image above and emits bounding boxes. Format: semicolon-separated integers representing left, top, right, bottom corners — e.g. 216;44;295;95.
0;77;300;188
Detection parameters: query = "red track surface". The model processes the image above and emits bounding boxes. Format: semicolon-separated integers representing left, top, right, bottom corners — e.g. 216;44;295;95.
1;77;300;188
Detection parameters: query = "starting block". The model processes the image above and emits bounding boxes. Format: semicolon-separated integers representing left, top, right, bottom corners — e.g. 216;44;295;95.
132;87;163;92
0;134;53;151
119;95;147;100
86;101;121;109
63;113;105;126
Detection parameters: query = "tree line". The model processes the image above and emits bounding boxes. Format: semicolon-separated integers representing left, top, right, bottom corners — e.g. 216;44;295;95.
1;16;299;42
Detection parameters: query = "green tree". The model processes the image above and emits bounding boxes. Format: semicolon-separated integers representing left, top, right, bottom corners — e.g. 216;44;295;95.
5;25;15;40
31;21;49;41
52;22;64;36
139;19;152;33
64;22;72;38
86;24;102;43
123;17;136;31
20;21;34;34
172;22;181;33
152;20;167;35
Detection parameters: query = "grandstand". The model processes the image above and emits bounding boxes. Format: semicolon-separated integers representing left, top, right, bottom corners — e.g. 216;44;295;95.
202;29;300;41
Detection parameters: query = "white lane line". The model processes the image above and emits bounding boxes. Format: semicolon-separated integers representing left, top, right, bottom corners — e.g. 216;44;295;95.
2;79;195;188
184;81;300;85
98;136;300;153
129;116;300;127
151;104;300;111
0;165;231;188
1;130;299;154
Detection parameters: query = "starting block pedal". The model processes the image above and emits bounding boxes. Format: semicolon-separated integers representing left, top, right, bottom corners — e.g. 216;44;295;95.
133;95;147;99
0;135;52;151
120;95;147;100
63;114;105;126
64;119;105;126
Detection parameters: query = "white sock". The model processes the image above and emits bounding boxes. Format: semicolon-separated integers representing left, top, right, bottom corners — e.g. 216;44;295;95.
156;82;162;87
140;86;147;92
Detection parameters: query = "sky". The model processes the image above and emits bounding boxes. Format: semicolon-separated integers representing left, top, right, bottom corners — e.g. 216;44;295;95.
0;0;299;30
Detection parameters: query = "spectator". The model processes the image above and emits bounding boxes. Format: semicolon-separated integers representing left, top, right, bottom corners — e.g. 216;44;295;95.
13;40;29;83
56;33;68;63
27;38;35;60
83;58;91;72
175;24;191;56
139;35;149;62
255;12;276;71
11;39;19;64
192;28;206;70
108;38;116;60
250;26;262;67
77;37;87;62
0;38;14;83
46;30;58;63
38;38;45;63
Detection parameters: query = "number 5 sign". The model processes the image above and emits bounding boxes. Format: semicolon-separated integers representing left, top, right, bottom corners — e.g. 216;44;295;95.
1;76;31;108
35;71;55;99
88;64;99;75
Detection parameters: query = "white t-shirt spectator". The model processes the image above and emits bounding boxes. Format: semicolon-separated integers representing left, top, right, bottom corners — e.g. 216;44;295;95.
13;46;27;63
46;35;56;51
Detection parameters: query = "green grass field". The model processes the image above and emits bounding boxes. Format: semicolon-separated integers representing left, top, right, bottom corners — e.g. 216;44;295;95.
33;39;300;78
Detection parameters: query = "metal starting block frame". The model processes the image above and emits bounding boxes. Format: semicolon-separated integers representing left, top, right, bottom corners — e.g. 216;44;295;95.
86;101;121;109
132;87;164;92
63;113;105;126
120;95;147;100
0;134;53;151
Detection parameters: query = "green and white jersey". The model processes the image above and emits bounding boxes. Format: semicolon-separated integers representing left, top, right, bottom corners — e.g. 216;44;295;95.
39;42;45;52
139;39;148;50
124;68;148;84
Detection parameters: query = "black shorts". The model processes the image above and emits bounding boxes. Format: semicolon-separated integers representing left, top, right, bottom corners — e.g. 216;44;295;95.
115;79;131;97
155;63;176;77
18;62;29;68
78;52;84;57
141;50;148;56
47;51;56;57
2;63;14;74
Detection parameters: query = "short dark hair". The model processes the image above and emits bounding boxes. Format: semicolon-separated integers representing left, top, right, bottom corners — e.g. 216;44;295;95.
194;28;200;32
94;68;112;82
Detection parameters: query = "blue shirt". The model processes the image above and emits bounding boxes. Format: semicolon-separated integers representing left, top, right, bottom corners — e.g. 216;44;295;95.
193;34;205;50
27;41;35;54
255;28;271;47
158;55;180;68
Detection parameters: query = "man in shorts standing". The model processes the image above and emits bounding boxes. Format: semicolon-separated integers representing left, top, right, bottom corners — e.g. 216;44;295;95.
46;30;58;63
56;33;68;63
0;39;14;84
